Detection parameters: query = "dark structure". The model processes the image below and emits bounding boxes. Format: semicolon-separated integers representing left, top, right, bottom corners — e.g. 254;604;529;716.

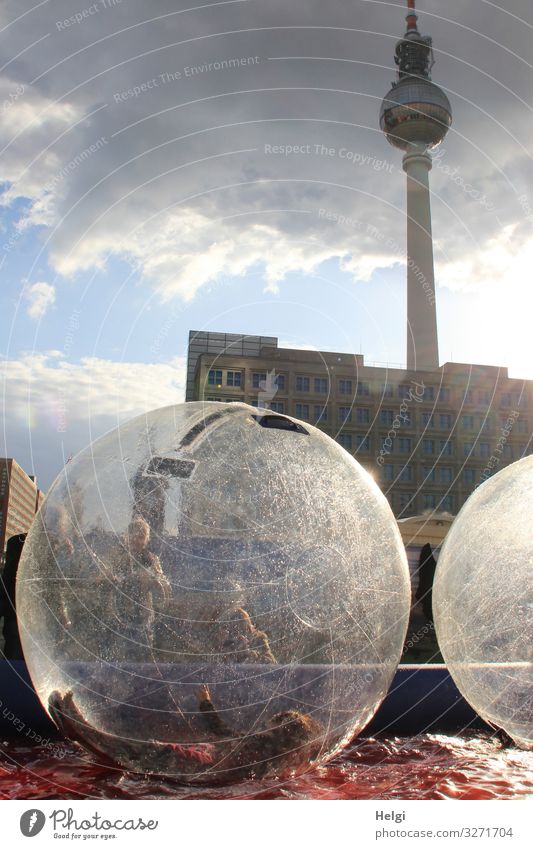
0;533;26;659
415;542;437;623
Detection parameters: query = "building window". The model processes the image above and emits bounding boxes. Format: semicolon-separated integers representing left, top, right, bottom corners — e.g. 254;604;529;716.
270;402;284;413
380;409;394;426
398;384;411;399
502;444;513;459
295;403;309;420
463;389;473;404
208;369;222;386
399;465;413;482
440;467;453;483
461;415;475;429
478;390;491;405
463;442;474;457
382;464;394;481
355;435;370;452
339;379;353;395
423;493;436;510
356;408;370;424
463;468;476;484
339;407;352;424
479;442;491;458
440;494;454;513
423;439;435;454
252;372;266;389
313;404;327;422
402;410;412;426
439;414;453;429
422;413;434;429
357;382;370;396
517;418;528;433
481;419;491;433
226;371;241;387
381;383;394;398
424;386;435;401
314;377;328;394
500;392;512;408
274;374;285;391
296;376;310;392
440;440;453;455
337;433;352;450
424;466;436;482
438;387;451;403
399;492;414;511
398;438;412;453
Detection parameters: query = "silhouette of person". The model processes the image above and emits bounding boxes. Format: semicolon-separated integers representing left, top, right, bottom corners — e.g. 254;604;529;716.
109;516;171;659
216;607;276;663
0;534;26;659
415;542;437;623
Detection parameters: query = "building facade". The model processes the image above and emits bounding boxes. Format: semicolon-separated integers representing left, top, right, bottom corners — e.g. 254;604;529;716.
0;459;44;558
187;331;532;519
186;330;277;402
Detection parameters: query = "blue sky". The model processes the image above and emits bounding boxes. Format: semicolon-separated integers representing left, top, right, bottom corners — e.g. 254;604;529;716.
1;0;532;489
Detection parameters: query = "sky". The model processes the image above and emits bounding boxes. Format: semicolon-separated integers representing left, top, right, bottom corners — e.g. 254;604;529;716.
1;0;532;490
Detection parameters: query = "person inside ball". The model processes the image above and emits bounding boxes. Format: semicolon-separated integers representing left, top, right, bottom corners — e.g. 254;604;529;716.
109;515;171;658
48;684;323;782
215;607;276;664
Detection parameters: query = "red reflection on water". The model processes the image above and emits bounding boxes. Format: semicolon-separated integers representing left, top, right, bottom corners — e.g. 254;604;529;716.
1;733;531;800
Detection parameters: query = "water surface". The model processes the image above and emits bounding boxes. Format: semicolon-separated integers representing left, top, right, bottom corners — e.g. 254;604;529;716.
1;733;531;800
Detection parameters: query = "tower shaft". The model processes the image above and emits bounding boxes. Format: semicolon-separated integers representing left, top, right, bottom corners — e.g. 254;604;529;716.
380;0;450;372
403;149;439;371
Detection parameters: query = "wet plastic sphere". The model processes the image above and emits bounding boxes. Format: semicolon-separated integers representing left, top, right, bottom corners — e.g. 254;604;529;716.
433;456;533;749
17;402;410;782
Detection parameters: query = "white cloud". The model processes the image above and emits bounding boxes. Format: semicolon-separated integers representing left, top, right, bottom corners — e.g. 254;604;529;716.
3;352;186;423
0;77;78;209
1;352;186;487
24;282;56;319
0;0;531;303
437;226;533;296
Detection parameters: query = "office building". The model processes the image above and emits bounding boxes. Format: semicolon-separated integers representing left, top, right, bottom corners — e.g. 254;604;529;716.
187;331;532;519
0;459;44;558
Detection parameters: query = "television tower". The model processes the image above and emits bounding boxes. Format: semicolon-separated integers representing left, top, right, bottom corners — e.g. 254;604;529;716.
380;0;452;371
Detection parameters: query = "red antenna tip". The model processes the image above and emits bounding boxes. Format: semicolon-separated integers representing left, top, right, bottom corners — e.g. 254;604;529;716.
406;0;417;30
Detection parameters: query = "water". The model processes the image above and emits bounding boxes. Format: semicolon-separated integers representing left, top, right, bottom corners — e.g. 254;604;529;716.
1;733;531;800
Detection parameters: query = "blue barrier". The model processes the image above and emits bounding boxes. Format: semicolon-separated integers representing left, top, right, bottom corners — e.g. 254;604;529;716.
0;659;486;742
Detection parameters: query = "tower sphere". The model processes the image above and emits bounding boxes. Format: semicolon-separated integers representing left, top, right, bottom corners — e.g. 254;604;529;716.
380;77;452;151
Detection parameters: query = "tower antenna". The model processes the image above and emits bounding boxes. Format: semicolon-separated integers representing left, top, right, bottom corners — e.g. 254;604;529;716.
406;0;418;31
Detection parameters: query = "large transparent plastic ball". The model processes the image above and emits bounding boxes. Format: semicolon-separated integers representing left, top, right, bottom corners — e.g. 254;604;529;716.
17;402;410;782
433;456;533;749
